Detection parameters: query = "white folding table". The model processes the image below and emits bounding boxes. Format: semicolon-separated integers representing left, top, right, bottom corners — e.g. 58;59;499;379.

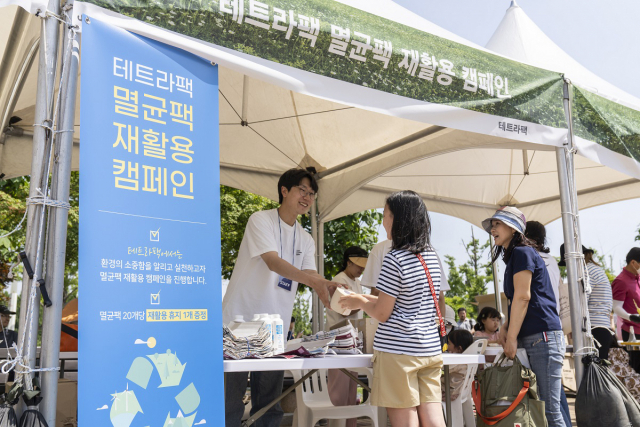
224;353;485;427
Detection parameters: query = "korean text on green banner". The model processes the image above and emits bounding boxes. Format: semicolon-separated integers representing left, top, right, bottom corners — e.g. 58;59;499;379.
78;16;223;427
82;0;567;132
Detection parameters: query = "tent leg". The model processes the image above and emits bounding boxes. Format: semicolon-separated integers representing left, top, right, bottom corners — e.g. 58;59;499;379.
317;220;325;331
16;0;62;411
310;200;319;333
489;239;502;314
40;15;79;425
557;79;588;388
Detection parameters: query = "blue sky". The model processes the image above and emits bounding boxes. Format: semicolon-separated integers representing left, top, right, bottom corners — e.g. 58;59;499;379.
376;0;640;291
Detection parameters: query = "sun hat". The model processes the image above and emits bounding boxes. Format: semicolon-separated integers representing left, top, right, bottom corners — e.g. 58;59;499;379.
344;246;368;268
349;257;368;268
481;206;526;235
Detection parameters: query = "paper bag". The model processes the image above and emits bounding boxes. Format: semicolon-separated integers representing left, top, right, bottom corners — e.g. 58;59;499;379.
558;281;572;334
355;318;379;354
56;379;77;427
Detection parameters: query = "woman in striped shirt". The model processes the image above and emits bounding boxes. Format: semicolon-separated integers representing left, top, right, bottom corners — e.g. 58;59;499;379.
339;191;446;427
583;247;614;360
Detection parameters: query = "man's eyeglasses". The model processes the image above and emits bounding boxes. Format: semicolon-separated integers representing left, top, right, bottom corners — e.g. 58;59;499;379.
294;185;316;199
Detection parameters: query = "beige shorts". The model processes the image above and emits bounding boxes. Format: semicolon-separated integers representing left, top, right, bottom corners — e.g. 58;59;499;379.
371;350;443;408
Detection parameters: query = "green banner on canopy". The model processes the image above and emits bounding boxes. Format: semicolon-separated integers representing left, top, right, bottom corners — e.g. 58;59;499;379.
573;86;640;162
84;0;568;130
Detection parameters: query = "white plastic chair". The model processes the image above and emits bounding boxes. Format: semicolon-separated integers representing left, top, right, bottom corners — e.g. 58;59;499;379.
289;368;379;427
442;339;488;427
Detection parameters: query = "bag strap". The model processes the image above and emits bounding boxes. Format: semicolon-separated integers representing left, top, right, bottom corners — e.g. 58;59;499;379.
416;253;446;340
61;323;78;339
472;379;530;425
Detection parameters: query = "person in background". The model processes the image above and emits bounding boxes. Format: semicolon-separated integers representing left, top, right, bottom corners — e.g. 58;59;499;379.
612;247;640;373
223;168;341;427
609;343;640;405
441;329;474;401
360;239;392;297
456;307;475;333
526;222;571;427
482;206;565;427
327;246;369;427
582;247;614;361
287;316;303;341
474;307;501;343
326;246;368;328
339;191;447;427
526;221;563;314
0;305;18;349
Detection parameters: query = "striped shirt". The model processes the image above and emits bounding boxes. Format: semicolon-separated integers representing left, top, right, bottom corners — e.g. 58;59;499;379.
587;262;613;329
373;249;442;357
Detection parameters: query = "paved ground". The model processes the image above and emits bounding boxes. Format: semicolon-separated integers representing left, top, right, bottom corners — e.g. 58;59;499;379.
280;396;578;426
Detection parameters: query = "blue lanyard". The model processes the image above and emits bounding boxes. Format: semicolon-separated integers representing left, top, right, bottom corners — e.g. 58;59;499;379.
277;210;296;264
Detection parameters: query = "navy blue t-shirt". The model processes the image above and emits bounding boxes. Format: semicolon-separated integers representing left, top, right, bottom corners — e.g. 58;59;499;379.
504;246;562;338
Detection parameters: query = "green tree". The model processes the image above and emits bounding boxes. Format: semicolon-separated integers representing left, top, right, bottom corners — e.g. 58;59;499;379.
291;291;312;336
299;210;382;280
0;174;79;302
220;185;383;283
220;185;278;279
444;228;492;318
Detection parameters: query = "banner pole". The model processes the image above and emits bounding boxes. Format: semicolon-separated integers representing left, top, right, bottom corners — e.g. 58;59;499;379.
16;0;62;409
40;7;79;423
556;78;587;387
317;220;325;331
310;199;319;334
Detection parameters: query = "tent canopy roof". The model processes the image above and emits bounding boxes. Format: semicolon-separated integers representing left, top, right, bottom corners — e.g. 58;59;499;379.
0;0;638;229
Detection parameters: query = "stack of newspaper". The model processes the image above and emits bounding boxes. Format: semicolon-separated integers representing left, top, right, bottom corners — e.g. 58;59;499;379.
303;323;363;355
282;337;335;357
223;321;274;359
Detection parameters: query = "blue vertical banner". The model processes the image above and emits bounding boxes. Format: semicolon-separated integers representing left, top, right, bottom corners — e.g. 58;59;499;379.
79;17;223;427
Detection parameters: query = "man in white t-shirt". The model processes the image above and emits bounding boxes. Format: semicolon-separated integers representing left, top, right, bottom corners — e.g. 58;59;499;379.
361;239;450;314
223;168;340;427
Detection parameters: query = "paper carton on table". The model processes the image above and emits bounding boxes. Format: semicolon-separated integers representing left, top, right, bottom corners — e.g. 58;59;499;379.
330;287;354;316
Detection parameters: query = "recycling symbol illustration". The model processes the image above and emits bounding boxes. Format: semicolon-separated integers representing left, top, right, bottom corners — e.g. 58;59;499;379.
103;338;205;427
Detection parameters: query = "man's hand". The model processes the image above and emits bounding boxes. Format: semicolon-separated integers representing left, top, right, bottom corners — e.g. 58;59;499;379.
503;335;517;359
310;278;345;309
630;314;640;324
313;279;332;308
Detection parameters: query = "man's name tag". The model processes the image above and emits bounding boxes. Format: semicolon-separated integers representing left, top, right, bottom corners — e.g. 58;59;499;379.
278;276;293;291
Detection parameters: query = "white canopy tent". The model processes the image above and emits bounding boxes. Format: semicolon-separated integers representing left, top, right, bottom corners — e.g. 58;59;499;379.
1;0;639;422
1;2;638;228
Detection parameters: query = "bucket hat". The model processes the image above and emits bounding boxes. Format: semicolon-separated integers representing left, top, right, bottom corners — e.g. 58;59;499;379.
481;206;526;235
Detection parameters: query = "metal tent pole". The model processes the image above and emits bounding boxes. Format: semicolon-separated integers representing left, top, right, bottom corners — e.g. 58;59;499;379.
310;200;320;333
40;14;79;424
16;0;61;400
317;220;325;331
489;239;502;314
556;79;587;387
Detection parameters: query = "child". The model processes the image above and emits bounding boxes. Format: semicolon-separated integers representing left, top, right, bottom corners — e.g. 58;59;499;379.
327;246;369;427
339;191;449;427
441;329;474;401
474;307;501;343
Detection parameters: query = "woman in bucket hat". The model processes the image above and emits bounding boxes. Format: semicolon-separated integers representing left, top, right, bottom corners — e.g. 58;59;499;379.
482;206;566;427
